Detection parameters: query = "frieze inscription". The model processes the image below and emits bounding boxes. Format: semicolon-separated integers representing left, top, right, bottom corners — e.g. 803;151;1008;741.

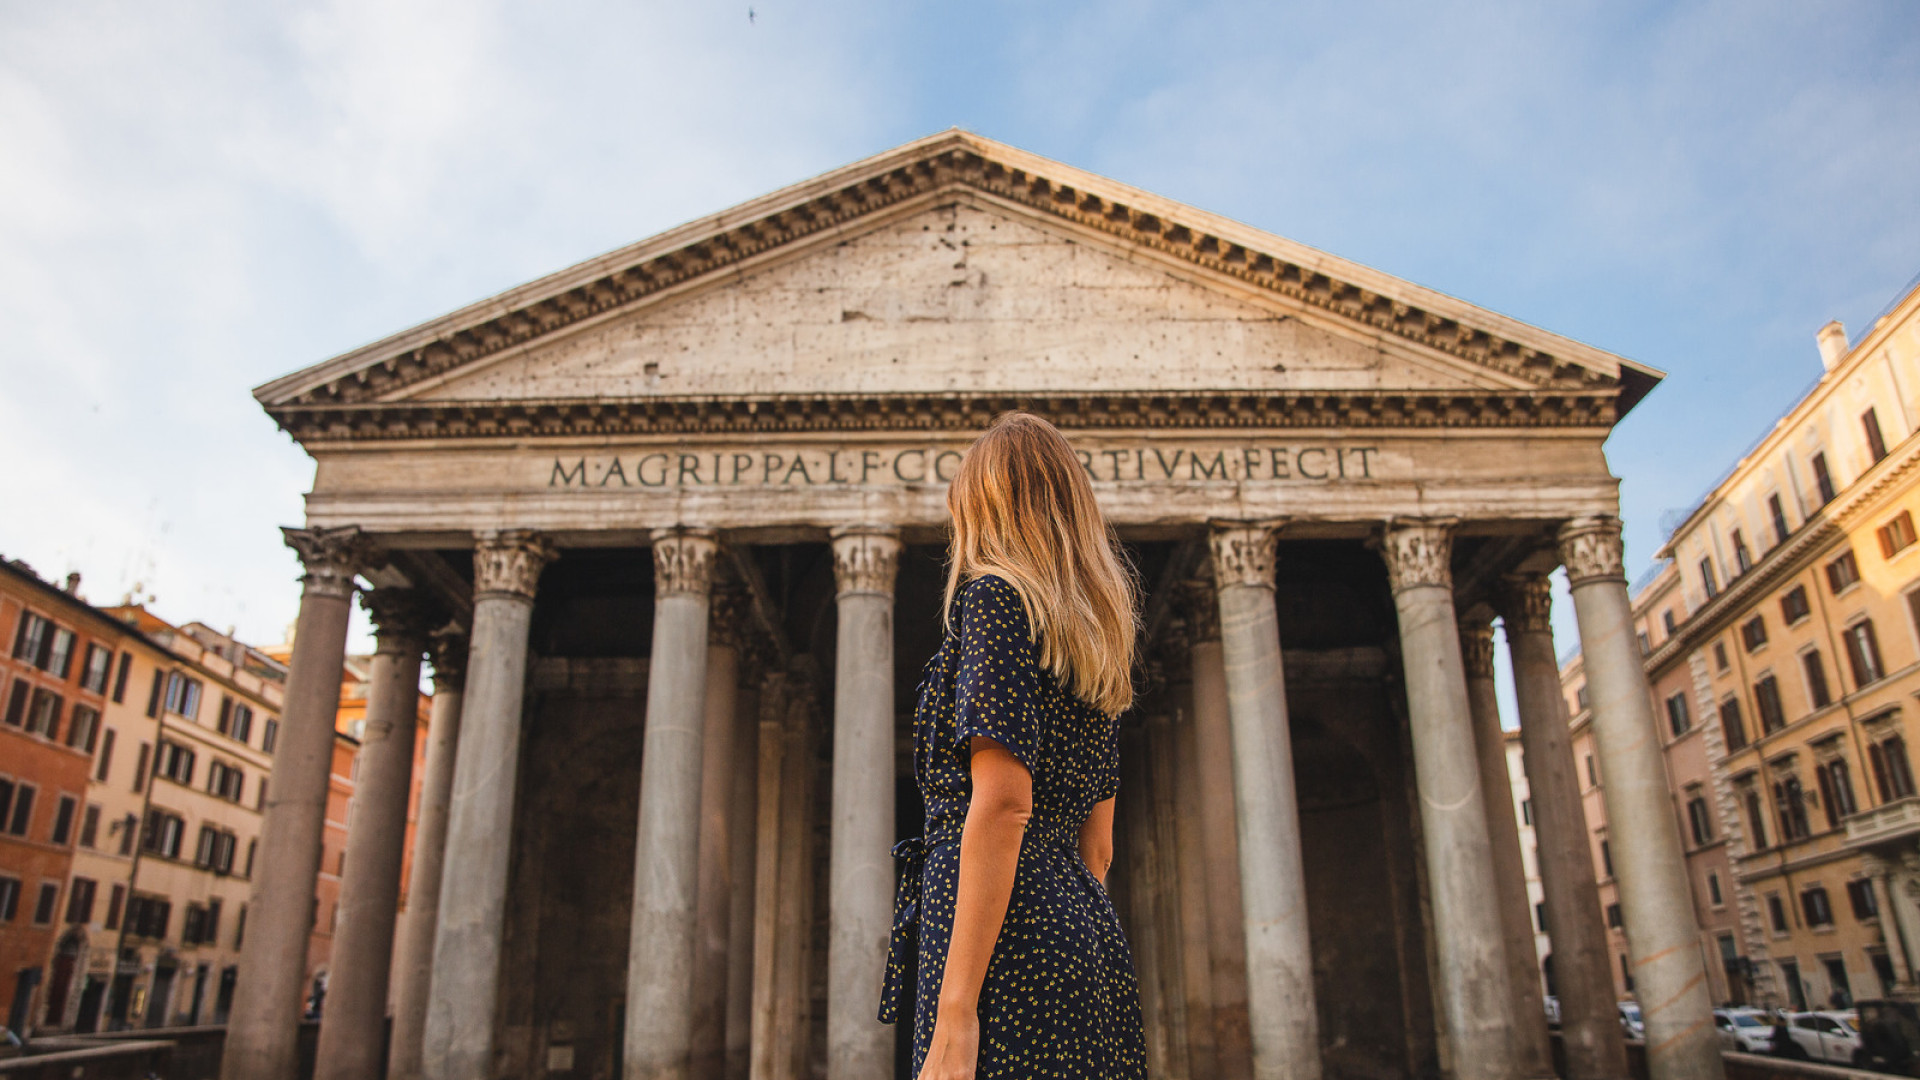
547;443;1383;490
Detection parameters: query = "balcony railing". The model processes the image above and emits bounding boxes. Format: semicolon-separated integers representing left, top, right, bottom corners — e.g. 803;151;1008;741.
1845;795;1920;848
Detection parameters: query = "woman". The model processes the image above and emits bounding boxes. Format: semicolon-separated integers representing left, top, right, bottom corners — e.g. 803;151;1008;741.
879;412;1147;1080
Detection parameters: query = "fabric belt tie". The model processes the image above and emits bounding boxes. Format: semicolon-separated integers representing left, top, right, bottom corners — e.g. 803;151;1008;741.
879;835;934;1025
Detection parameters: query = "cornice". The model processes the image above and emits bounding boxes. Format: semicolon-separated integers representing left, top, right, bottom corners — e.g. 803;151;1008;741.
257;133;1651;423
267;388;1617;443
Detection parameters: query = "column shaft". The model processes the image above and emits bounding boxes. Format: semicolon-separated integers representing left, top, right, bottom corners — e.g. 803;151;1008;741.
1191;636;1254;1080
1461;620;1556;1080
724;676;762;1080
1560;519;1723;1080
387;633;465;1080
1208;524;1322;1080
1504;574;1629;1080
626;528;720;1080
826;527;900;1080
422;531;554;1080
317;591;432;1080
691;614;741;1080
1169;677;1220;1080
748;674;789;1080
222;527;367;1080
1381;522;1517;1080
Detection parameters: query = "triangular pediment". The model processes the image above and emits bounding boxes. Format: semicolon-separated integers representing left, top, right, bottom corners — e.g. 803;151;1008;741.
258;130;1659;439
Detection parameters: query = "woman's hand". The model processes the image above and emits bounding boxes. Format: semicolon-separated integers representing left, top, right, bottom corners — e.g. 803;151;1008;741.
917;1003;981;1080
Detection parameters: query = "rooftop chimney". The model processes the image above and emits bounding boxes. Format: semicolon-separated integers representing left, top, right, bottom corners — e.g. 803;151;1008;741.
1818;320;1848;371
64;572;81;595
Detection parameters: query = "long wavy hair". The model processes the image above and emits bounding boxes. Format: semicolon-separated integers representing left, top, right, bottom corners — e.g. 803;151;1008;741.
942;412;1138;717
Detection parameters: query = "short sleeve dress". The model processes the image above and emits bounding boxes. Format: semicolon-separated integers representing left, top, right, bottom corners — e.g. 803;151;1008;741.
879;573;1147;1080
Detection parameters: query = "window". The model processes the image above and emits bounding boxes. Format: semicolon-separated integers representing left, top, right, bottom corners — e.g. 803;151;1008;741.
262;718;279;754
1600;838;1614;878
0;780;34;836
1663;609;1678;635
1605;902;1623;928
1742;615;1769;652
1521;798;1533;826
1667;692;1692;737
1770;494;1791;546
193;827;236;875
234;904;247;947
48;629;74;678
95;728;115;782
1722;698;1749;750
1755;675;1788;734
0;877;17;921
1701;558;1720;600
79;804;99;848
1733;530;1754;574
79;644;111;694
142;810;184;859
216;696;232;735
1687;796;1714;845
1849;879;1879;920
155;740;196;786
207;761;244;802
1845;620;1886;688
1535;902;1547;932
1879;511;1917;559
245;838;256;877
11;612;51;664
1715;641;1731;672
1782;958;1807;1009
230;703;253;744
34;882;59;924
1869;733;1918;802
1776;776;1812;841
1804;651;1833;709
117;814;135;856
132;742;149;793
162;672;202;719
183;903;207;945
1638;631;1651;656
64;877;95;924
145;670;162;718
1865;408;1890;463
1817;758;1858;827
1802;886;1835;927
1708;872;1724;906
1575;685;1590;712
65;704;99;752
1829;956;1855;1007
1828;549;1861;593
1813;452;1838;505
1782;585;1811;624
124;895;172;940
1620;953;1636;993
1586;754;1598;787
51;794;75;845
111;652;130;703
26;687;63;739
3;678;25;726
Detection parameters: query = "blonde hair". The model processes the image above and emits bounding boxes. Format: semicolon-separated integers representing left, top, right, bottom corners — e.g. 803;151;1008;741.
942;412;1139;716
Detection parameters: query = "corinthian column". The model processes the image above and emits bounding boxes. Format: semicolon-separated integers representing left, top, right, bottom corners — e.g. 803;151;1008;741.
625;527;720;1080
827;525;901;1080
388;627;467;1080
423;530;556;1080
1460;617;1555;1080
1502;573;1627;1080
1380;521;1516;1080
318;588;434;1080
223;526;369;1080
1559;519;1722;1080
691;587;745;1080
1208;522;1321;1080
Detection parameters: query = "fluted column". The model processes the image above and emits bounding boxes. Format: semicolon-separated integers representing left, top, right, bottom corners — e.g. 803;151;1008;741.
1460;618;1555;1080
223;526;369;1080
1502;572;1627;1080
626;527;721;1080
827;525;901;1080
691;587;745;1080
387;627;467;1080
1380;521;1516;1080
318;589;434;1080
1208;522;1321;1080
423;530;556;1080
1559;518;1722;1080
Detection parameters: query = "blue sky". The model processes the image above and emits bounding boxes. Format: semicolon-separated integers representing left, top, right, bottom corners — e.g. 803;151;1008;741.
2;1;1917;678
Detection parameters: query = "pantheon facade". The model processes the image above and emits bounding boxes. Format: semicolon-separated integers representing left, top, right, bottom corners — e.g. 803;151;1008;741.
222;133;1724;1080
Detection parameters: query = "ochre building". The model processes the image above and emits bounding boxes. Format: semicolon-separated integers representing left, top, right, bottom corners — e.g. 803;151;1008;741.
225;132;1721;1080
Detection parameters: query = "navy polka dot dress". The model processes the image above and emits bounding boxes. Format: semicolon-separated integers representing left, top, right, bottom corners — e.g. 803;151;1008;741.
880;574;1147;1079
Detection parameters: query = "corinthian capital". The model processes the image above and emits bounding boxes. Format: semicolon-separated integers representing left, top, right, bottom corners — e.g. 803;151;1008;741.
362;588;438;653
282;526;373;601
1380;519;1456;593
1209;522;1280;589
1557;517;1627;587
831;525;902;598
428;623;469;688
1176;578;1222;644
652;527;719;598
474;530;558;600
1459;619;1496;679
1499;572;1555;633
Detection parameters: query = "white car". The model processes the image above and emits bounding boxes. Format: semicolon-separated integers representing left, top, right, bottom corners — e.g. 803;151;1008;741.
1715;1008;1774;1053
1785;1011;1861;1064
1619;1002;1645;1041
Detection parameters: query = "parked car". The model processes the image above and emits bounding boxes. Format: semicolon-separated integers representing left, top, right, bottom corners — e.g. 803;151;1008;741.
1784;1011;1862;1064
1715;1008;1775;1054
1854;1000;1920;1075
1619;1002;1645;1041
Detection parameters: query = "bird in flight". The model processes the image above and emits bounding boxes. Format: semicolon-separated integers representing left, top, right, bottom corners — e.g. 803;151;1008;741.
748;7;756;23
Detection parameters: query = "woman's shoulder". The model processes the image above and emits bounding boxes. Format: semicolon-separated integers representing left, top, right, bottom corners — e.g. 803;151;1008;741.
958;573;1025;619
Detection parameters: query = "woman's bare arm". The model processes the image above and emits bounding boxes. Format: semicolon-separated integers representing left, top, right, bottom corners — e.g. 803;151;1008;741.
1078;797;1115;885
917;738;1033;1080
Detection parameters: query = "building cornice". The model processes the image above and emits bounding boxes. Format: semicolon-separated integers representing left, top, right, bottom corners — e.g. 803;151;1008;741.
267;387;1618;443
255;132;1658;425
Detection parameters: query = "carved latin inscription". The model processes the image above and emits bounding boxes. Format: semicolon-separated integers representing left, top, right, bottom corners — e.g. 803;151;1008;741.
1558;517;1627;587
1380;520;1455;592
283;525;372;601
1210;524;1279;590
831;526;902;598
652;528;719;598
474;530;558;599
